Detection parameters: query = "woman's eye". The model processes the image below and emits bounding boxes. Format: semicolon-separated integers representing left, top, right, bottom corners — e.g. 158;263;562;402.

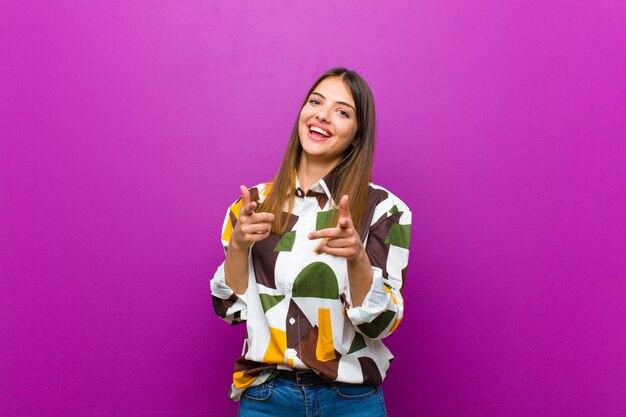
309;99;321;105
338;109;350;118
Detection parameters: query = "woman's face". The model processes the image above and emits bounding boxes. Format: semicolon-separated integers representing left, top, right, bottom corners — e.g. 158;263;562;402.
298;76;358;167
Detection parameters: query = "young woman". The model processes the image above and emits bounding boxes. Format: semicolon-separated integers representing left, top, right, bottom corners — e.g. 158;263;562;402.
211;68;411;417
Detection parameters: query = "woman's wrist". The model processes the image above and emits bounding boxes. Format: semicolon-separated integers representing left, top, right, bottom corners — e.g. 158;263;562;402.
347;240;368;264
228;238;251;253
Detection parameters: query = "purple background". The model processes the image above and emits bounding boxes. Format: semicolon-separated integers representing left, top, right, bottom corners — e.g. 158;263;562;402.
1;1;625;416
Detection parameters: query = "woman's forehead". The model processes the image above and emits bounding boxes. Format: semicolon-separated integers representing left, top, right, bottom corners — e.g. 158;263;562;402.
312;77;355;106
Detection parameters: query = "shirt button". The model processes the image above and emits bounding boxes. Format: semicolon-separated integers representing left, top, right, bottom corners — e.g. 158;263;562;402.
289;317;296;325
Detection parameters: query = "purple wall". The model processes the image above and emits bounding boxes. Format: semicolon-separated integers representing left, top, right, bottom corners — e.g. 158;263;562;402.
1;1;625;416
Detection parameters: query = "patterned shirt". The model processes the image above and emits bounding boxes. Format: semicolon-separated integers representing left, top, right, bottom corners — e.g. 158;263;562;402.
210;169;412;400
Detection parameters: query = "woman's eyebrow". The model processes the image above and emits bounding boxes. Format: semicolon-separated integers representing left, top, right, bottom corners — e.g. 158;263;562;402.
311;92;356;112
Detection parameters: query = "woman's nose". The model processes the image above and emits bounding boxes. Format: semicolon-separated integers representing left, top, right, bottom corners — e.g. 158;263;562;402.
316;110;329;122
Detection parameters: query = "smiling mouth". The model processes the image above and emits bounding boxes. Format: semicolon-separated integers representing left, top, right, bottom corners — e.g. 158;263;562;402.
308;125;332;138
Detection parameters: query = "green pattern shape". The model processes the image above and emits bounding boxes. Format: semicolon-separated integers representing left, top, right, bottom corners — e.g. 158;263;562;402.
274;231;296;252
357;310;396;338
259;294;285;312
384;223;411;249
316;209;338;231
348;332;366;354
388;205;399;215
292;262;339;299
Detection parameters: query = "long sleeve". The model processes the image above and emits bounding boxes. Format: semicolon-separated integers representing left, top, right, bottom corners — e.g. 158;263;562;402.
210;197;248;325
346;189;411;340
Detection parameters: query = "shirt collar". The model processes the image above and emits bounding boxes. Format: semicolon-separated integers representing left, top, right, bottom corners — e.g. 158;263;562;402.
295;166;341;207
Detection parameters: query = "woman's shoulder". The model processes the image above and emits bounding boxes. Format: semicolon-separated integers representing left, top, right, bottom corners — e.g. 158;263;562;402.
246;182;273;204
222;182;273;218
223;182;273;210
367;182;411;213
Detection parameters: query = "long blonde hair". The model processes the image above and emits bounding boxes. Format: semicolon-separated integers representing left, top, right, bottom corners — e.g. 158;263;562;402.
258;68;376;235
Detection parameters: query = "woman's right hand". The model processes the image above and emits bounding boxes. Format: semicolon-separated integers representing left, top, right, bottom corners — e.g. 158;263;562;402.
229;185;275;251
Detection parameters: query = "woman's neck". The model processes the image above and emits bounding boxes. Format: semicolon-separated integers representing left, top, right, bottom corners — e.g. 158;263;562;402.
297;155;340;192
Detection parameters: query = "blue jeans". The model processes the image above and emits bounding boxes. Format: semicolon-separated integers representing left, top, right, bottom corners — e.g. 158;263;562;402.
238;376;387;417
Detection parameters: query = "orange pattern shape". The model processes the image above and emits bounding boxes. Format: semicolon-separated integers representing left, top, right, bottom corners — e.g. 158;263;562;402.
316;308;336;362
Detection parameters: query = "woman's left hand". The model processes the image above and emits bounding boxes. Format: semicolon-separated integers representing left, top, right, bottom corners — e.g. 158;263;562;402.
308;195;363;260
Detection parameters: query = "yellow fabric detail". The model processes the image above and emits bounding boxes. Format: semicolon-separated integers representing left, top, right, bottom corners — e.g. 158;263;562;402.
263;327;287;364
231;199;243;220
262;183;272;197
389;318;402;334
221;197;242;243
316;308;336;362
288;358;294;367
233;370;258;389
221;210;234;243
384;285;398;305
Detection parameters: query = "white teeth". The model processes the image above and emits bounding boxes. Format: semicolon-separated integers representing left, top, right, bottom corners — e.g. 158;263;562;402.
309;126;331;137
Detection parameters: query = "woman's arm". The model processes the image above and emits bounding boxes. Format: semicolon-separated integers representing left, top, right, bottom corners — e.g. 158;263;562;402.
224;185;275;294
210;184;274;324
223;244;250;295
346;247;374;307
309;192;411;339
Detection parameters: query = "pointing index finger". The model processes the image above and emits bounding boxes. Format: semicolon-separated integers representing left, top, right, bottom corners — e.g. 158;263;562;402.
240;185;255;215
338;195;352;228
